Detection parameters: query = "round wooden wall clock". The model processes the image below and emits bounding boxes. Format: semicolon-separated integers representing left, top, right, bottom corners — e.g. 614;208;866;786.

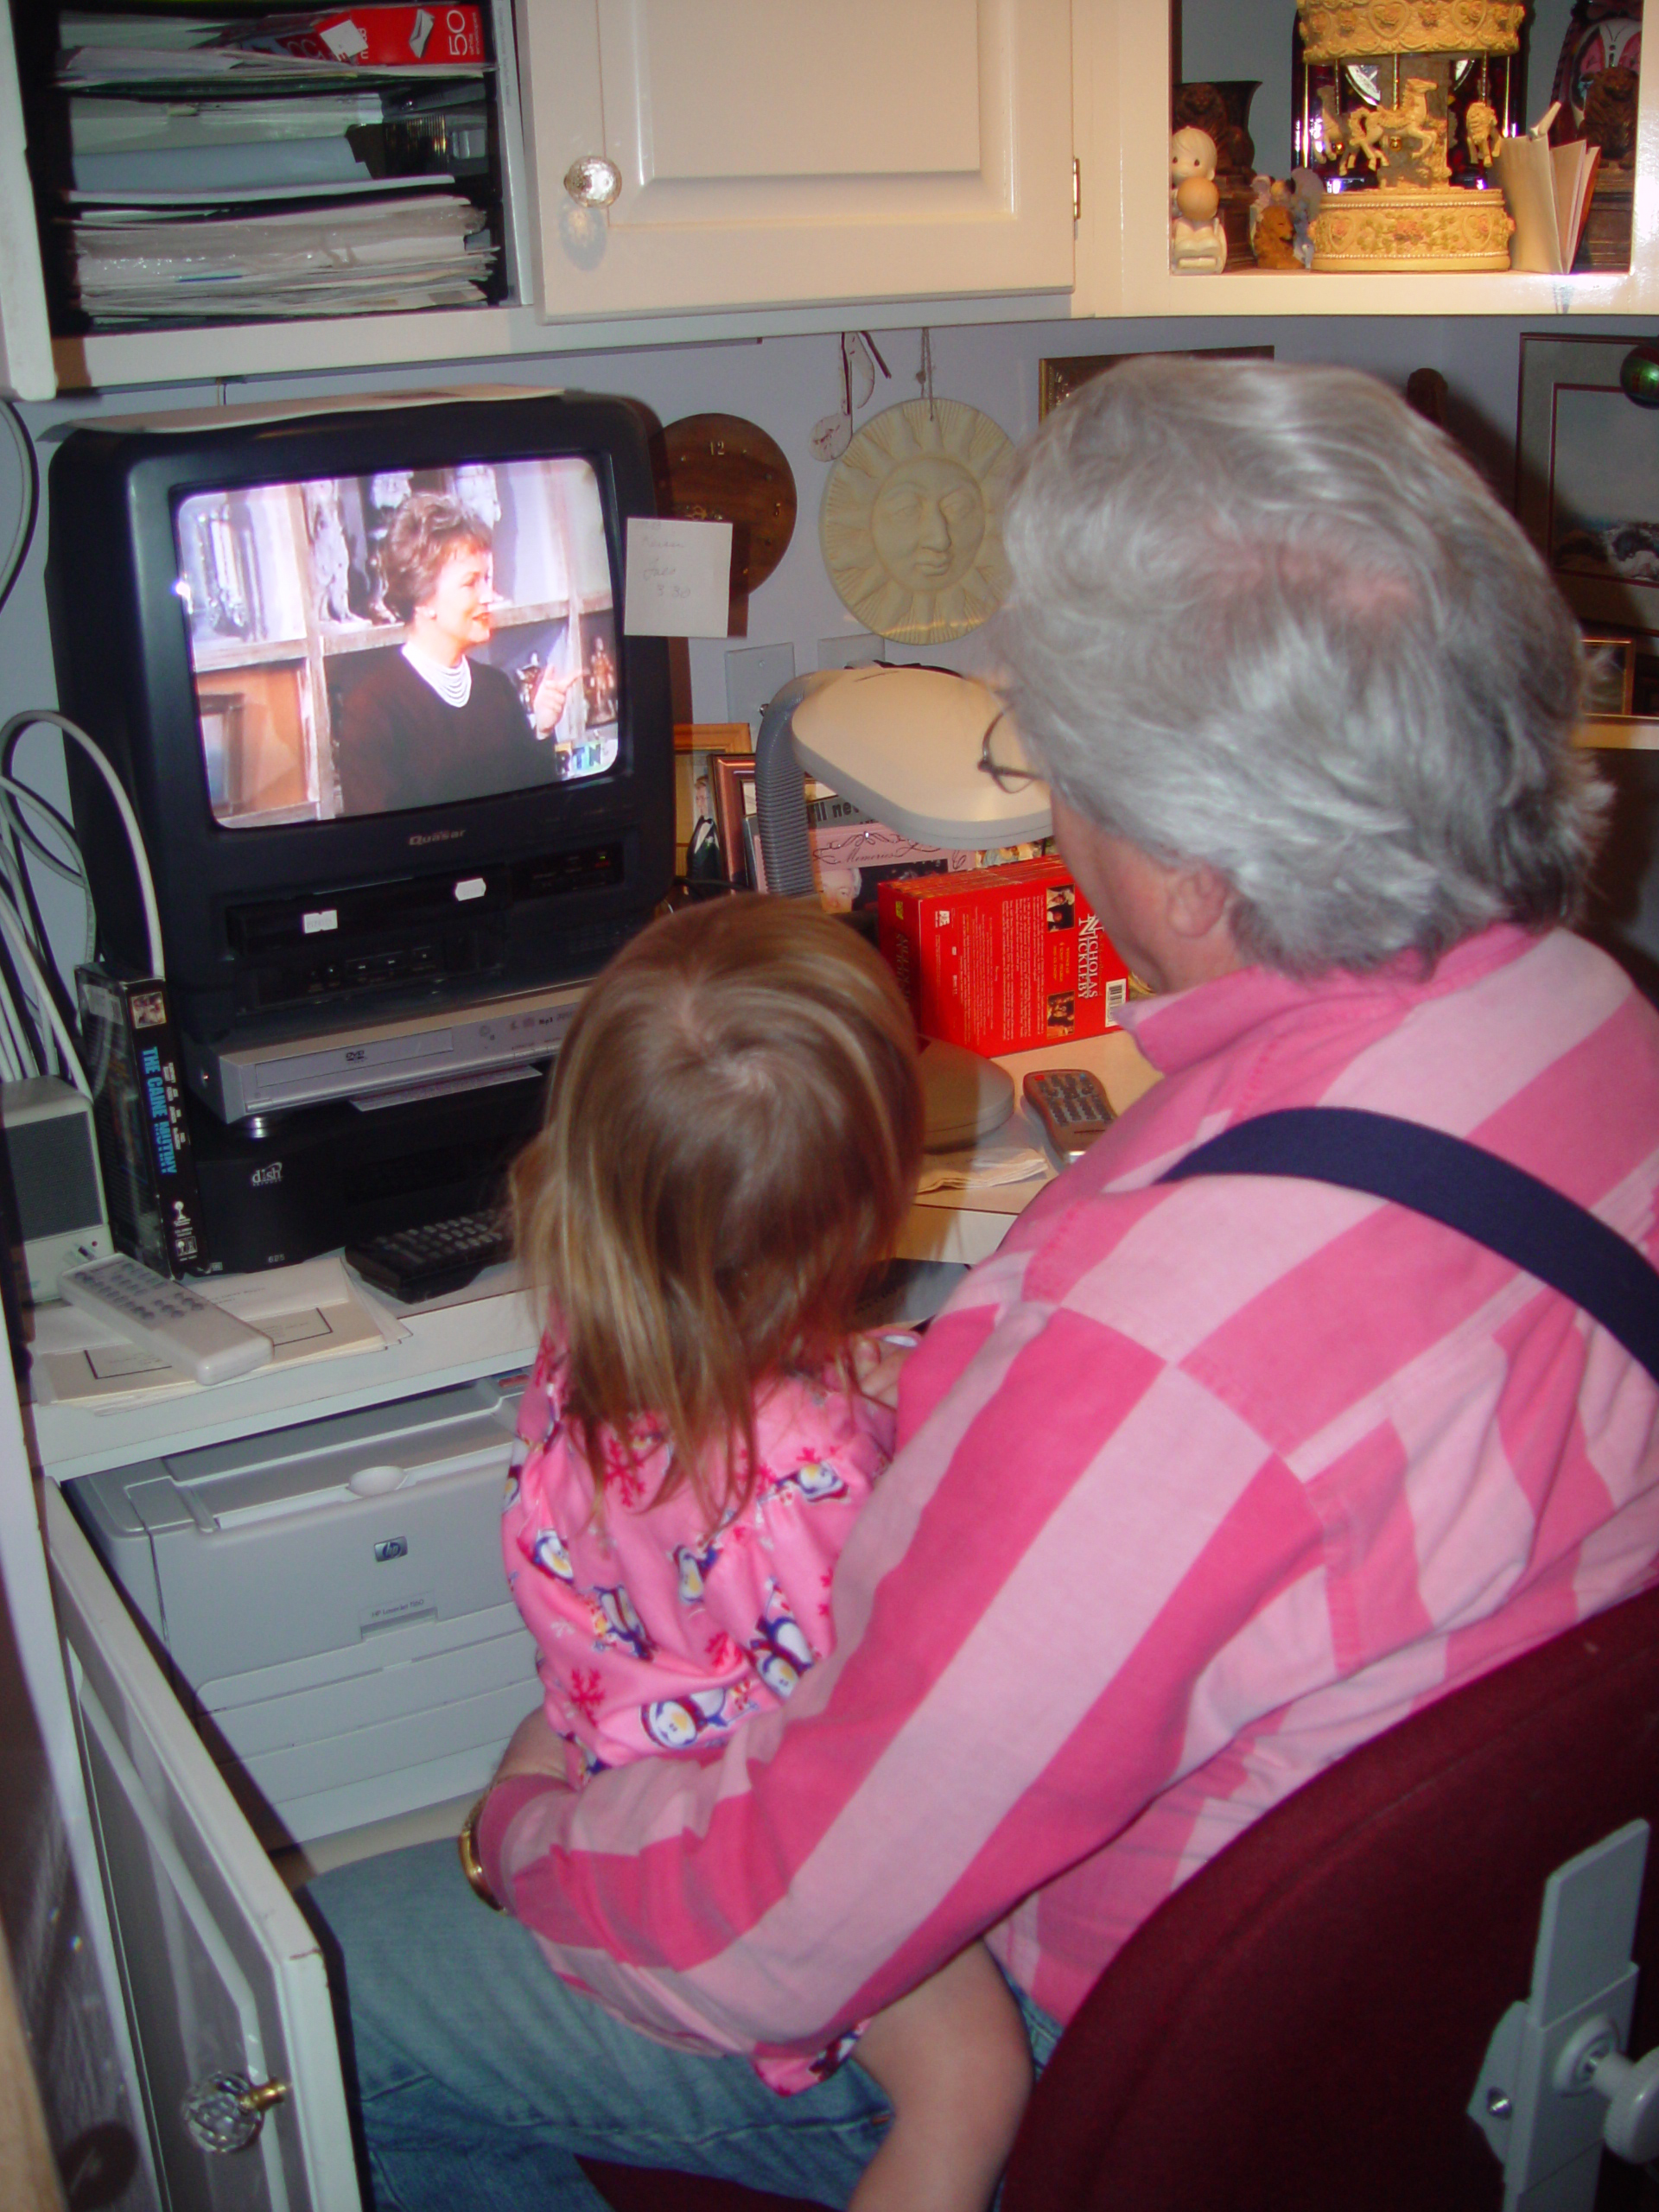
653;414;798;596
819;397;1014;645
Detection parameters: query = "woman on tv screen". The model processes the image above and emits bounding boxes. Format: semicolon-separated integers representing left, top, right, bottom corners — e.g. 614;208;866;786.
337;492;575;815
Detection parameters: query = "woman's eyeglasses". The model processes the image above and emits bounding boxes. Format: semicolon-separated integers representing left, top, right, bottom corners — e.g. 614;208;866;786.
976;710;1040;794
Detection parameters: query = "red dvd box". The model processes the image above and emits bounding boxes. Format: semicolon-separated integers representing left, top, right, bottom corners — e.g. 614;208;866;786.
877;858;1131;1056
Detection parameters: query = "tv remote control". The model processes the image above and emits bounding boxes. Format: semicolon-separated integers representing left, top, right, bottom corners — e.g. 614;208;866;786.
1023;1068;1116;1162
58;1255;274;1387
345;1213;513;1304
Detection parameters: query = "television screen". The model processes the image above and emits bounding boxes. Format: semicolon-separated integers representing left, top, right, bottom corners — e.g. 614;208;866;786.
174;455;620;828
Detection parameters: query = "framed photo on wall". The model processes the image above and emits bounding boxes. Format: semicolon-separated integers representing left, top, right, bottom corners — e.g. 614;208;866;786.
1038;346;1273;418
1516;334;1659;717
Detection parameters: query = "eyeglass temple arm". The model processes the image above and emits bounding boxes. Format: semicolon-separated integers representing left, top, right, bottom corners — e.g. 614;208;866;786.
753;671;842;899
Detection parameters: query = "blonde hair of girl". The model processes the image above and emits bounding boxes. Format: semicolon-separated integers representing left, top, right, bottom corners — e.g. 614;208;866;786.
510;895;925;1524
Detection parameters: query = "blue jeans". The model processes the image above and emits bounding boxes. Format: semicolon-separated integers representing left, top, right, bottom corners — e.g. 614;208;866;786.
308;1839;1062;2211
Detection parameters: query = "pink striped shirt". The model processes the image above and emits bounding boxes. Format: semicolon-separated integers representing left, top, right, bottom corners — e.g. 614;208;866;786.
481;923;1659;2069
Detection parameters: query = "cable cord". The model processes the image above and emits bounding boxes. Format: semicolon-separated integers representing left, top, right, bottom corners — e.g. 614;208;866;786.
0;895;90;1096
0;403;39;620
0;772;97;1021
0;711;163;979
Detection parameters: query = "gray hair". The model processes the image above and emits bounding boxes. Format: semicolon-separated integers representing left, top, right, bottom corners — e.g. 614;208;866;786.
993;356;1605;975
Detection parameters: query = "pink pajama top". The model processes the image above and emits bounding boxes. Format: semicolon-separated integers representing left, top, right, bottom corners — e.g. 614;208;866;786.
502;1335;899;2087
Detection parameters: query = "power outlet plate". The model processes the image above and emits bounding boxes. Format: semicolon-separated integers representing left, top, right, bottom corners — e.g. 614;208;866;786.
725;643;797;741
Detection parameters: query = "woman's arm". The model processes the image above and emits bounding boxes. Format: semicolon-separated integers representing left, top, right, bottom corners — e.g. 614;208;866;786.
493;1704;573;1785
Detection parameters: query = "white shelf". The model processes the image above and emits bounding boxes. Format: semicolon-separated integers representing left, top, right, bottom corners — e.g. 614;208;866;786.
1075;0;1659;320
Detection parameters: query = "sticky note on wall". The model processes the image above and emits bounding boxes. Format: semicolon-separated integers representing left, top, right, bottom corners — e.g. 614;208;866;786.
624;518;734;638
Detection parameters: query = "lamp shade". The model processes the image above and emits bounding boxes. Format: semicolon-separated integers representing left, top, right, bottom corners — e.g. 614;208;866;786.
789;666;1052;849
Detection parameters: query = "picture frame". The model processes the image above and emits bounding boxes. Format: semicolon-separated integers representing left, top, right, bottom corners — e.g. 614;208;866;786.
1516;334;1659;716
674;720;750;880
1583;634;1637;719
1513;335;1659;725
709;753;758;887
1039;345;1273;418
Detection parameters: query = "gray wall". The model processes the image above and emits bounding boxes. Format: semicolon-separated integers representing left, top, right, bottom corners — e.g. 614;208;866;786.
6;301;1659;987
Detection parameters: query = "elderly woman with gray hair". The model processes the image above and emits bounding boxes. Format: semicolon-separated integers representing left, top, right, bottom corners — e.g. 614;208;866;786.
309;359;1659;2212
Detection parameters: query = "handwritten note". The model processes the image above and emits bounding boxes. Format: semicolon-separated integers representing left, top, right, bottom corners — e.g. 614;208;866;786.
624;517;734;639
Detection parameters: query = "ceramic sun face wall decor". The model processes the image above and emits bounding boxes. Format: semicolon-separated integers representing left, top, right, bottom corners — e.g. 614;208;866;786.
819;397;1014;645
1297;0;1522;270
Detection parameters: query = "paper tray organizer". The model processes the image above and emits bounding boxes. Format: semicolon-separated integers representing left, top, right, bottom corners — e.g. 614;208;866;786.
64;1377;541;1849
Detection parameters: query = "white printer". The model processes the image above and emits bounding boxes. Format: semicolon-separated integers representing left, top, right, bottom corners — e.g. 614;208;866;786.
64;1377;541;1849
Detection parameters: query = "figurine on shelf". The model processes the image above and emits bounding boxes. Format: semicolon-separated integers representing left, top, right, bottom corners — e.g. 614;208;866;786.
1248;176;1309;269
1170;127;1227;272
1462;98;1502;166
1253;205;1302;269
1295;0;1521;272
1289;168;1325;264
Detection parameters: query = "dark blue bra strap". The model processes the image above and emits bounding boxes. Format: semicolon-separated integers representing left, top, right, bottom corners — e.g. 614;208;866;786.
1158;1106;1659;1386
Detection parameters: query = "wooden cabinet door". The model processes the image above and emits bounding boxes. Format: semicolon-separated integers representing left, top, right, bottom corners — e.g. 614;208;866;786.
46;1490;359;2212
518;0;1074;319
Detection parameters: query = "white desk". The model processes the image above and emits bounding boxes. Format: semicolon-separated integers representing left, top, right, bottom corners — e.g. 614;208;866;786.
21;1021;1158;2212
26;1029;1158;1484
902;1027;1160;1263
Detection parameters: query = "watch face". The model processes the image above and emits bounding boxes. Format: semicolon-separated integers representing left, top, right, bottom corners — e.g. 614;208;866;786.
820;398;1014;645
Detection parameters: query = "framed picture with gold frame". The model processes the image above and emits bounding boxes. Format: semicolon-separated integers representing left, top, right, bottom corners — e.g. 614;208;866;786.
1039;346;1274;418
674;720;749;879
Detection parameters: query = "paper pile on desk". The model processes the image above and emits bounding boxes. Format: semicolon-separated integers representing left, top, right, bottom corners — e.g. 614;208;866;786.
29;1255;406;1407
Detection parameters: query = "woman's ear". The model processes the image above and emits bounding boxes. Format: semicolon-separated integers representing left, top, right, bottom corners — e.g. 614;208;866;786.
1165;859;1232;944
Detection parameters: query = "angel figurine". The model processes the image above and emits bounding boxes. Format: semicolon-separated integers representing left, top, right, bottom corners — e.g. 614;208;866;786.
1170;126;1227;272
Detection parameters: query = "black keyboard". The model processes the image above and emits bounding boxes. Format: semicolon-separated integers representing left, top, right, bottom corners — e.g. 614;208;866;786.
345;1212;513;1303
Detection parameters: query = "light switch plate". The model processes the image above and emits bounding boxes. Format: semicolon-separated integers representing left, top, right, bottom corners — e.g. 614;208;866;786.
818;634;886;671
725;643;797;741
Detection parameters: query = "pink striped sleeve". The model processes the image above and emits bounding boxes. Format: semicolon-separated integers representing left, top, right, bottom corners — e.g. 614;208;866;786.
486;1294;1329;2065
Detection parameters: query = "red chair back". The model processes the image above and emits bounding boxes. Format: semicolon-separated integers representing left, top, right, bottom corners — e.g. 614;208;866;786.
584;1580;1659;2212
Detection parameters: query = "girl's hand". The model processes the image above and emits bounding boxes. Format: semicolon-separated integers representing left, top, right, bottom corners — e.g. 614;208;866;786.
853;1332;916;1411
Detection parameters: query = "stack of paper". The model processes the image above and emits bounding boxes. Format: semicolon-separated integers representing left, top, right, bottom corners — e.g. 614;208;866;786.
66;180;494;321
1492;102;1602;275
69;92;386;194
48;7;497;327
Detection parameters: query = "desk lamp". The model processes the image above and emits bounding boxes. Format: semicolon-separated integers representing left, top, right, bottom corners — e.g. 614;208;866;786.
754;665;1052;1148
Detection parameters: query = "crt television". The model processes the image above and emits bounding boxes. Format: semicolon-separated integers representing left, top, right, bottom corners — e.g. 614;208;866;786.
47;389;674;1052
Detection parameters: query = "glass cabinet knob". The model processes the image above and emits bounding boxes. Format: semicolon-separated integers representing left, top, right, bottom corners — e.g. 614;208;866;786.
181;2071;290;2154
563;156;622;208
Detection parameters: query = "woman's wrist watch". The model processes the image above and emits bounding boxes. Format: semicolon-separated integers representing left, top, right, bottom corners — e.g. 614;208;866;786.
458;1793;505;1911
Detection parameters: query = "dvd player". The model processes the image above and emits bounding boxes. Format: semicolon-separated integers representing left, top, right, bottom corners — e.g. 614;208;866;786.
185;978;588;1123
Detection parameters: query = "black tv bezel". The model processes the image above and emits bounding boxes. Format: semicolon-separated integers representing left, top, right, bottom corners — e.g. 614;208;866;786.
48;391;674;1046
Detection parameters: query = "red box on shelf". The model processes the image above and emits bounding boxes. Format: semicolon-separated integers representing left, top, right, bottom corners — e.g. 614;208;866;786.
877;858;1131;1057
238;7;486;66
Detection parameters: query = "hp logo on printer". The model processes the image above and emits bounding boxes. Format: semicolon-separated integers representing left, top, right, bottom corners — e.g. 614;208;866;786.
250;1161;283;1187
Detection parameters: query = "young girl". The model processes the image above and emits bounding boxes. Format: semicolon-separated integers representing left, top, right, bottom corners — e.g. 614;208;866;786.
502;895;1032;2212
